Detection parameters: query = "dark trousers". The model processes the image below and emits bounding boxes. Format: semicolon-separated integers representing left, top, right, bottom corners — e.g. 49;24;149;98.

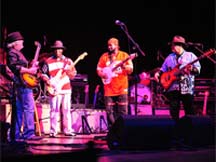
104;94;128;127
165;90;195;121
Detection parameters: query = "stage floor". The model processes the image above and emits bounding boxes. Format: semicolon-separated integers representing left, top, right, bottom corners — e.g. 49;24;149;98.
1;133;215;162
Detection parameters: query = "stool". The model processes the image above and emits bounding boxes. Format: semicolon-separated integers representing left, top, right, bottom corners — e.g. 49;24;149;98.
34;103;41;136
20;103;41;136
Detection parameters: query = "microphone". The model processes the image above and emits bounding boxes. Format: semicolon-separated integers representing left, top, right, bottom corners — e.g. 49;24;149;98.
115;20;125;26
187;42;203;47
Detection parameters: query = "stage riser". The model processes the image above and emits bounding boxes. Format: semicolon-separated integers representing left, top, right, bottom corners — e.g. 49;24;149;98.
36;103;108;134
130;104;185;117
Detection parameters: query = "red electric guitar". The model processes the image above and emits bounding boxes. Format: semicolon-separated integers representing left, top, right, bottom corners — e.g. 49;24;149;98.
160;49;215;90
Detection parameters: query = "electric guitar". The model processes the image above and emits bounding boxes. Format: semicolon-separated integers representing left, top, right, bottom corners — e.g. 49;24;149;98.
46;52;88;96
93;85;100;108
160;49;215;90
20;41;41;88
101;53;137;85
202;91;209;115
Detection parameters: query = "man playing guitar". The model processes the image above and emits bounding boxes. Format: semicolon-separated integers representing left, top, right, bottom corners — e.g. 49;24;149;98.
97;37;134;128
40;40;77;137
154;35;201;121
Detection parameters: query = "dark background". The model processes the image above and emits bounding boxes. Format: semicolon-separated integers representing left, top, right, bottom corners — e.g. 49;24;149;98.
1;0;215;104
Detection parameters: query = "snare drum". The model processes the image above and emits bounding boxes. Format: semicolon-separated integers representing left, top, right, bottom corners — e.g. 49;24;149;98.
129;83;151;104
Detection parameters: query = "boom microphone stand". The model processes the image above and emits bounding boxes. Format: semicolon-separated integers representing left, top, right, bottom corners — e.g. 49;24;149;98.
192;45;216;64
115;20;146;115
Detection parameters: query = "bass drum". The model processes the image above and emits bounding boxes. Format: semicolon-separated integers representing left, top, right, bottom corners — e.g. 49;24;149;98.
129;83;151;104
32;84;41;101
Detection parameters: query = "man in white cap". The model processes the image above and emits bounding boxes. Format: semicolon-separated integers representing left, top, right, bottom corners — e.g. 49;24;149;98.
154;35;201;121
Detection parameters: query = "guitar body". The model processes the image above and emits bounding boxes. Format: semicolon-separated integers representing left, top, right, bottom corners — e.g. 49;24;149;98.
46;52;88;96
21;73;40;88
101;53;137;85
46;69;63;96
160;66;180;90
46;85;56;96
102;64;118;85
20;41;41;88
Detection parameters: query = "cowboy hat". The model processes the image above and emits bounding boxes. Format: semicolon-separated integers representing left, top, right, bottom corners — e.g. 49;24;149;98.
51;40;66;49
168;35;187;47
6;31;24;43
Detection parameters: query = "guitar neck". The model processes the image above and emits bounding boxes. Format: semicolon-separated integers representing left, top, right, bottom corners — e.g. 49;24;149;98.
181;56;200;71
31;42;41;65
33;46;41;61
73;58;80;66
73;52;88;66
181;49;215;71
112;57;131;72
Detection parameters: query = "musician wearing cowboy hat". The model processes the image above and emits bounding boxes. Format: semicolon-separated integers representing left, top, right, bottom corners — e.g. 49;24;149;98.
40;40;77;137
6;31;42;141
154;35;201;121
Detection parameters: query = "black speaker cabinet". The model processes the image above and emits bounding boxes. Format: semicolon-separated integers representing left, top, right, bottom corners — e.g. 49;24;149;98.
107;115;176;150
71;81;89;107
177;115;215;147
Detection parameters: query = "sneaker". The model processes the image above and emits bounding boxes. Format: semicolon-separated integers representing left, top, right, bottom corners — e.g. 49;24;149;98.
64;132;76;136
49;133;57;138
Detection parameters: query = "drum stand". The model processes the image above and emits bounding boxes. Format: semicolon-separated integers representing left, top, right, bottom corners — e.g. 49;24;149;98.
36;82;49;103
151;80;169;115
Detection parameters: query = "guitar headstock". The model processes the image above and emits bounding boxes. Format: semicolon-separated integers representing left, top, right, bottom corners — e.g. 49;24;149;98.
204;48;215;57
34;41;41;48
130;53;138;59
78;52;88;60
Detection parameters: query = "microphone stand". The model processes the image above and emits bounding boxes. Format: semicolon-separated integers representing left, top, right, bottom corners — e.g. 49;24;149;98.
194;46;216;64
119;25;146;57
118;23;146;116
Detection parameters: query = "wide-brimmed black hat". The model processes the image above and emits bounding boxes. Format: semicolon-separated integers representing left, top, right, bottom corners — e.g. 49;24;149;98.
6;31;24;43
50;40;66;50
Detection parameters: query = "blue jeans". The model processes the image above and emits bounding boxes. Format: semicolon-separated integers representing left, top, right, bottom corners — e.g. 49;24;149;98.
14;87;35;139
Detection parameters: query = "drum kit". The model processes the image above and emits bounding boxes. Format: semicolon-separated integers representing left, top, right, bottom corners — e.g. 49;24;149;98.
129;68;169;108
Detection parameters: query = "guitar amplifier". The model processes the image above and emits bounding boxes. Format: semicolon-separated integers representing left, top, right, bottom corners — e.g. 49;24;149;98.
71;74;89;106
71;74;88;86
194;78;216;115
194;78;216;102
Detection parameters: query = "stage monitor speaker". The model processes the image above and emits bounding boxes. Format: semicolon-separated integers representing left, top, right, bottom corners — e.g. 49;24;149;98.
178;115;215;147
107;115;176;150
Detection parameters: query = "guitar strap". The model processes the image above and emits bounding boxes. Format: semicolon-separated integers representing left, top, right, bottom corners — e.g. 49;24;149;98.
176;54;180;64
108;52;113;64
